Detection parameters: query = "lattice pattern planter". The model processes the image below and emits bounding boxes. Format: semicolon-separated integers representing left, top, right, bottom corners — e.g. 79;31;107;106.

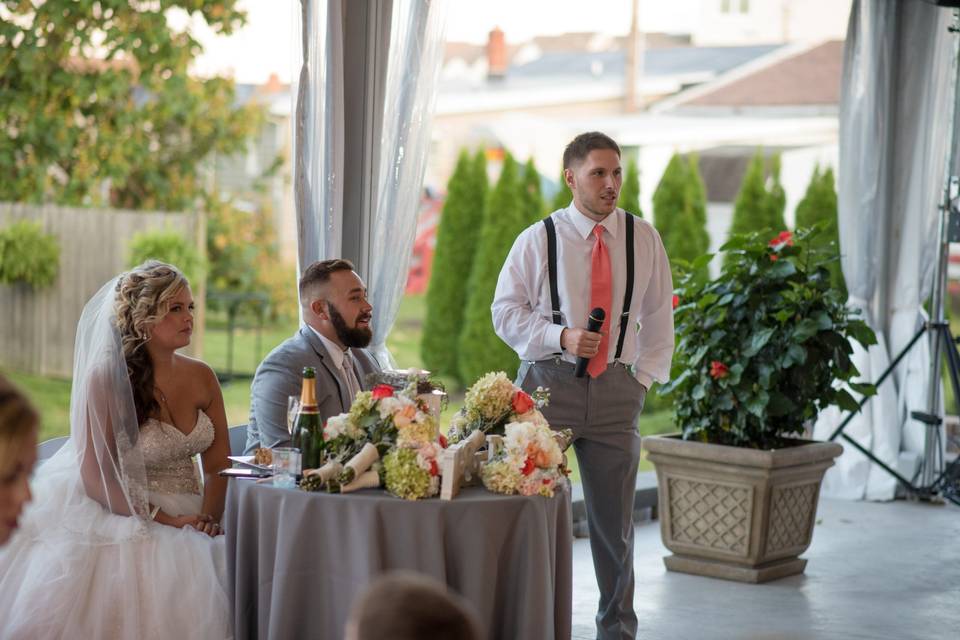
643;434;842;583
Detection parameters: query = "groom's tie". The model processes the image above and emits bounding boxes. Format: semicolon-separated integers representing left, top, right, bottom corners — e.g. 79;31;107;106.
588;223;612;378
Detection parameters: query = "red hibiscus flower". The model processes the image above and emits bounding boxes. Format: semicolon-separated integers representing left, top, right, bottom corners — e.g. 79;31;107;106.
438;434;448;449
371;384;394;400
512;390;535;415
709;361;729;379
429;459;439;477
768;230;794;248
769;254;779;262
521;456;536;476
672;294;679;310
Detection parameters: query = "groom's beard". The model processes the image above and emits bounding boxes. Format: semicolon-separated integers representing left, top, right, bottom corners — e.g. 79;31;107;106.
328;302;373;348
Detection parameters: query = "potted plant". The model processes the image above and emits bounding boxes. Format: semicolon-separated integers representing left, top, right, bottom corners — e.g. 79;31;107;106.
645;227;877;583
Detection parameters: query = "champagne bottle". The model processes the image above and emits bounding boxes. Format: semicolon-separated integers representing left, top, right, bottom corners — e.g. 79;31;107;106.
292;367;324;471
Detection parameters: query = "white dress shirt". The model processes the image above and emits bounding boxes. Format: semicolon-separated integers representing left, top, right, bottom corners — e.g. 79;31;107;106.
310;327;362;399
492;203;675;389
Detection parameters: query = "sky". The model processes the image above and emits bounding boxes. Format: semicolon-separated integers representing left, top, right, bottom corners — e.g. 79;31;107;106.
187;0;700;85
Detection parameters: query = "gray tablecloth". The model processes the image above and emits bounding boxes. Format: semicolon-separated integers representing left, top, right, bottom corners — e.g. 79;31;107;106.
224;480;572;640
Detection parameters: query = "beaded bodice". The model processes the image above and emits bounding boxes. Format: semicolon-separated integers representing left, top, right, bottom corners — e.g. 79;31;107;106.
140;410;215;496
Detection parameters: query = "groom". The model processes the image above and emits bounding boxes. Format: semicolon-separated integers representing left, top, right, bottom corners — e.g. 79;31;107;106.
244;259;382;454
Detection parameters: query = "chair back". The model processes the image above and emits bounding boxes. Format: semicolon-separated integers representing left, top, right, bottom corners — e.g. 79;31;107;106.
228;424;248;456
37;435;69;462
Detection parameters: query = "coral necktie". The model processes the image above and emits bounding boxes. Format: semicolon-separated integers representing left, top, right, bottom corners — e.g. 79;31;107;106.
588;224;612;378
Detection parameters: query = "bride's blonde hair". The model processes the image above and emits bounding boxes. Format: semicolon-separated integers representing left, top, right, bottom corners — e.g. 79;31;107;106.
114;261;189;425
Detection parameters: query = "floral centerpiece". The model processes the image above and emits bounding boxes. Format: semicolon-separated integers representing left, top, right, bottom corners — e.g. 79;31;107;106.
301;378;445;496
481;418;569;498
447;371;549;442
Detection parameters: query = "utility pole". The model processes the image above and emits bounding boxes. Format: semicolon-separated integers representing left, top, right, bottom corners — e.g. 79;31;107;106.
624;0;644;111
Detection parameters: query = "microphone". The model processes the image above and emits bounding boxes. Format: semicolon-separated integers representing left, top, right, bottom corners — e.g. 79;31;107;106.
574;307;606;378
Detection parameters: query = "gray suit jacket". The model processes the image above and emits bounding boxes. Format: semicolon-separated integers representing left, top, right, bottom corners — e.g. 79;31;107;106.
244;326;382;454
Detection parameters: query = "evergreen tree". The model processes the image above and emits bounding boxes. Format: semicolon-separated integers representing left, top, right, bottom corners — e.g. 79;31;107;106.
653;152;711;274
795;165;846;297
521;159;545;221
728;151;770;240
618;158;643;218
458;154;528;384
652;153;688;246
765;153;788;232
686;153;710;253
421;149;488;378
550;168;573;212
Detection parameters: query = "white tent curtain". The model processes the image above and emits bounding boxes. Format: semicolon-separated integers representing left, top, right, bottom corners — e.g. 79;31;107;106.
294;0;447;366
814;0;955;500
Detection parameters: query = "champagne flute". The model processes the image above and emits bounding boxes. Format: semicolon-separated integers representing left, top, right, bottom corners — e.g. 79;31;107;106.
286;396;302;435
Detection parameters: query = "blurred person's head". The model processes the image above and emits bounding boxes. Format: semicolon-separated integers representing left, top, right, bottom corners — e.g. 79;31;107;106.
299;259;373;350
344;571;483;640
562;131;622;222
0;375;39;546
114;260;192;424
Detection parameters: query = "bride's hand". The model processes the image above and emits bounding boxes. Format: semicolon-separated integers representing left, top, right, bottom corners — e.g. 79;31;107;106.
193;517;222;537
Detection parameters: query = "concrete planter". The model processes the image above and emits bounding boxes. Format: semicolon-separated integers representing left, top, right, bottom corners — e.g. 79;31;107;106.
643;434;842;583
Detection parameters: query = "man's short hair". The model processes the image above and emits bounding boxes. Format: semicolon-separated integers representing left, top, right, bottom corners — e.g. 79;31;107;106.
349;572;482;640
298;258;355;300
562;131;621;169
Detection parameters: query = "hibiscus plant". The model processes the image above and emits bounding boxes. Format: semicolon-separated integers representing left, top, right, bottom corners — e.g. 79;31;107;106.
658;227;878;449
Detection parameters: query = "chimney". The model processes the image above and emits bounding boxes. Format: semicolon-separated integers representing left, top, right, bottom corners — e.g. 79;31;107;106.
487;26;507;81
264;72;283;94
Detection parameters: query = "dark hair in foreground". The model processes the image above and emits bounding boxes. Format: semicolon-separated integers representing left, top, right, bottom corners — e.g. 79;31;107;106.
349;571;483;640
0;374;39;472
562;131;621;169
298;258;356;299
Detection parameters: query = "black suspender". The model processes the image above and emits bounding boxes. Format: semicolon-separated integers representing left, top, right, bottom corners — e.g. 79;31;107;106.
542;212;636;360
615;214;635;360
544;215;563;325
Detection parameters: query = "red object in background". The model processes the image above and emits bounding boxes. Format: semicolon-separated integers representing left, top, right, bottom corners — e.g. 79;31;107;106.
405;191;444;295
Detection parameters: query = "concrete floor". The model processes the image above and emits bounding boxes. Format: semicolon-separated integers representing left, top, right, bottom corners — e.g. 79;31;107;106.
570;498;960;640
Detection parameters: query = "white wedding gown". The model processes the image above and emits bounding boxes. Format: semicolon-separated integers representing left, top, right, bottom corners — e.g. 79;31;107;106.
0;411;232;639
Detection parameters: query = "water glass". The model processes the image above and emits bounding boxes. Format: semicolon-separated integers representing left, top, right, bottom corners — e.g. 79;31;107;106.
272;447;301;489
286;396;302;435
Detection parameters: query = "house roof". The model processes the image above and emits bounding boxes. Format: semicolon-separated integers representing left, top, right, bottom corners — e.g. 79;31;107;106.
682;40;843;107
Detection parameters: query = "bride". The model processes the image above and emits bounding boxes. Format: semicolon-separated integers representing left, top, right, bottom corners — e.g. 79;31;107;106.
0;261;232;639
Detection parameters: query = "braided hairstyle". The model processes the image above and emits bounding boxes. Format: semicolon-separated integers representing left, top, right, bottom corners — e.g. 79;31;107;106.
113;261;189;426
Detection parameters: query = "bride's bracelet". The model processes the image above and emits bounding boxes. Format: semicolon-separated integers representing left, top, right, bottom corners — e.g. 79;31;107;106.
150;505;161;521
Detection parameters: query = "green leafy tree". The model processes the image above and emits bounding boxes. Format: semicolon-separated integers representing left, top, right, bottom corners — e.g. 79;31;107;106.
729;151;788;249
0;1;259;212
421;149;488;378
795;165;846;297
686;154;710;252
618;157;643;218
652;154;686;244
550;169;573;212
0;221;60;288
458;153;527;384
521;159;545;222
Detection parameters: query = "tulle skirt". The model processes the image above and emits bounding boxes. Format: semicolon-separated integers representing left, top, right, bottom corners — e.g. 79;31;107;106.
0;449;232;640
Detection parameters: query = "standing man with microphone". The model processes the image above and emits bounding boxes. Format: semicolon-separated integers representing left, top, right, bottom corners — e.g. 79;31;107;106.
492;131;674;640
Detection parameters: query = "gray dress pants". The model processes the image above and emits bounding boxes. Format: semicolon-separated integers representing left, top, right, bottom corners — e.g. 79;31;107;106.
517;358;646;640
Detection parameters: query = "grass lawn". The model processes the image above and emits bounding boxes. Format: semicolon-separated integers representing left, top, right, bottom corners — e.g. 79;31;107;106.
7;292;679;482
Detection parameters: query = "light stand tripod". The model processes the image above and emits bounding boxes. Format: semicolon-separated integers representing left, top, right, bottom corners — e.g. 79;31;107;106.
828;8;960;506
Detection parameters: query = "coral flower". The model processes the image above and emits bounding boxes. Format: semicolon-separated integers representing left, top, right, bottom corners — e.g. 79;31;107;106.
769;254;779;262
672;294;679;309
709;361;729;379
768;230;794;248
512;390;535;415
371;384;394;400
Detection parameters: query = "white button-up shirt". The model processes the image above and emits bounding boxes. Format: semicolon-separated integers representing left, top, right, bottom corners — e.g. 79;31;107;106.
491;204;675;389
310;326;362;398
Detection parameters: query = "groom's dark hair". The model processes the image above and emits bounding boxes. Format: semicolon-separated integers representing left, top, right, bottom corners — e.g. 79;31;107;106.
299;258;356;299
348;572;482;640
